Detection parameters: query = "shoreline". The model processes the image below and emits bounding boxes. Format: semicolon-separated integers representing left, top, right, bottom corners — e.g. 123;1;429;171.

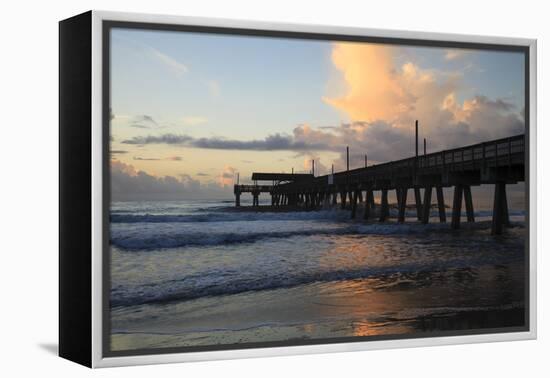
111;262;526;351
111;307;525;351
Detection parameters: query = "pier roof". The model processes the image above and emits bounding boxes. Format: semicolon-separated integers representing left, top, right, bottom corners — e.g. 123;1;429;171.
251;173;314;182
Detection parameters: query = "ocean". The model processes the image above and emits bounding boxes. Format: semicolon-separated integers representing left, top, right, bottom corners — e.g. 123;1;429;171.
109;198;527;352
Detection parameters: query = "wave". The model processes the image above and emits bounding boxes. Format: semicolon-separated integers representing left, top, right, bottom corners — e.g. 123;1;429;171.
110;255;522;307
110;264;426;307
111;208;526;224
109;220;524;251
111;226;355;250
110;210;350;224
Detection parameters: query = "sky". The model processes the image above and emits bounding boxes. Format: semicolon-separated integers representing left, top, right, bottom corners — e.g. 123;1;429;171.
109;28;525;201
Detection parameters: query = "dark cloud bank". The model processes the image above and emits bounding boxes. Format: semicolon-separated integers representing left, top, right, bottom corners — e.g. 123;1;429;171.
111;160;231;201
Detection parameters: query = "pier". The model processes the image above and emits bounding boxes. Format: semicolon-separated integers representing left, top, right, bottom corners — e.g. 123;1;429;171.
234;173;313;207
234;133;525;235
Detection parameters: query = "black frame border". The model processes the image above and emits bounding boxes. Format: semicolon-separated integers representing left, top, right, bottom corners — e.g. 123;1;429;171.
101;19;531;358
59;11;93;367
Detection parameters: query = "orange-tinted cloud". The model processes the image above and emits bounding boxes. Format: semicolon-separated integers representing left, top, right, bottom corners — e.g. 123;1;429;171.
322;42;477;137
218;165;237;187
302;154;329;176
312;43;524;165
323;42;417;123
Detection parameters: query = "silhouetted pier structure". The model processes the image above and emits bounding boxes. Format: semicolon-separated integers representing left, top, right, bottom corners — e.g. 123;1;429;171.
234;133;525;235
234;173;313;207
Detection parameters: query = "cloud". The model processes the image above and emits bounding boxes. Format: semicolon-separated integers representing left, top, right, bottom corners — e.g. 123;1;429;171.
122;134;194;145
121;133;333;151
110;150;128;154
286;102;522;166
218;166;237;187
291;121;414;165
132;155;183;161
181;116;208;126
129;115;158;129
120;91;522;165
193;134;331;151
196;172;210;177
316;42;524;165
148;47;188;77
117;34;189;77
302;154;329;176
323;43;417;123
121;98;522;165
139;115;156;124
444;49;471;61
178;174;201;189
111;160;231;201
133;156;160;161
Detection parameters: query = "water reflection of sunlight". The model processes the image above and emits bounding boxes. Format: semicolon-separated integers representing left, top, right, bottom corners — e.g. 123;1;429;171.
316;235;384;272
307;279;413;331
351;320;412;337
301;323;315;334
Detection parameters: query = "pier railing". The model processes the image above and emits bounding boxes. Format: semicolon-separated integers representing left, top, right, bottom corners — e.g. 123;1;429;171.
281;134;524;188
234;184;273;194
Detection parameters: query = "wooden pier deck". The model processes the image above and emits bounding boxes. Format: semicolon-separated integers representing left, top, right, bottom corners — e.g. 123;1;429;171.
234;134;525;235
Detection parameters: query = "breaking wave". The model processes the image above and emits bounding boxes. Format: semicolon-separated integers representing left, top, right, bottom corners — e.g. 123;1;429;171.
110;209;351;224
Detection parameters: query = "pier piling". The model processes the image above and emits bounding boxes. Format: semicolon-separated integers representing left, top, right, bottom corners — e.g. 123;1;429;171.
436;186;446;223
379;189;389;222
491;182;510;235
464;186;475;222
451;185;463;229
340;191;347;209
351;189;359;219
422;186;433;224
364;190;374;220
414;188;423;220
398;188;408;223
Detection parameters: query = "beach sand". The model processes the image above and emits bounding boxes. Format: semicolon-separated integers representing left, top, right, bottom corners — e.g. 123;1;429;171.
111;262;525;351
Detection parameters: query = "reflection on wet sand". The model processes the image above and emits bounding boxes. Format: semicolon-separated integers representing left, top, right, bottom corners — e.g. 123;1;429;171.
112;261;525;351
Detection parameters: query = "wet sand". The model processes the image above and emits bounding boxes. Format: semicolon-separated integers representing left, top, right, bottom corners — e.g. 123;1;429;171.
111;262;525;351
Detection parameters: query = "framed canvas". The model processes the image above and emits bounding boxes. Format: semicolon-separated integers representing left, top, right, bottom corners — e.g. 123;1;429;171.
59;10;537;368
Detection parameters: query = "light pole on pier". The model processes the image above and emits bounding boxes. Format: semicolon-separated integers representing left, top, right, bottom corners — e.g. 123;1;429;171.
424;138;427;156
415;120;419;158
